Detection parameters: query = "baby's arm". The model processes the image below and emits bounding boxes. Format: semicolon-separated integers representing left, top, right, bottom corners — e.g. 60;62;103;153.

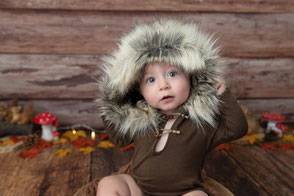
101;116;133;147
209;88;248;149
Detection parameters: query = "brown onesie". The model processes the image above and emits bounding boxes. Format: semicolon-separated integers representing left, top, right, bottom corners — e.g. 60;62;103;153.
106;90;248;195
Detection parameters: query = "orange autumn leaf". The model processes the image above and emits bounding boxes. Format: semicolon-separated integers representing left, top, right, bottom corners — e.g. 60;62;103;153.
79;147;95;154
98;140;114;149
86;140;95;146
38;139;52;149
215;144;231;151
262;144;277;151
10;136;25;143
72;138;87;148
72;138;95;148
276;143;294;150
20;147;40;159
97;133;108;140
120;143;134;151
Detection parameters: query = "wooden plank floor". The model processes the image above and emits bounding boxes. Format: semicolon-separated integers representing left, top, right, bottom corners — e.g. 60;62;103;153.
0;139;293;195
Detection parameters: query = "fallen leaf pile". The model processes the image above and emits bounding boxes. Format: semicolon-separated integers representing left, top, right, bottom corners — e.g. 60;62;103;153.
72;138;95;149
16;129;134;159
62;130;86;141
20;139;52;159
0;136;25;146
262;143;294;151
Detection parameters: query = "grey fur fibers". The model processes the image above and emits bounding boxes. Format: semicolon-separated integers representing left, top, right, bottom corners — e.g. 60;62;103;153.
97;19;225;139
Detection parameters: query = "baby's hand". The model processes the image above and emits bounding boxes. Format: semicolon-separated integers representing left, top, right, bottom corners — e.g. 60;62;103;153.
215;81;227;96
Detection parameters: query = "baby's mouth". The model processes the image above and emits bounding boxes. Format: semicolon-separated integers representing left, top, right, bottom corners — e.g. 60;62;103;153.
161;95;174;101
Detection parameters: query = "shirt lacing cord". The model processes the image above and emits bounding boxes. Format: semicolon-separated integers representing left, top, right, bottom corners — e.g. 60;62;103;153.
154;113;189;137
155;128;181;137
161;113;189;120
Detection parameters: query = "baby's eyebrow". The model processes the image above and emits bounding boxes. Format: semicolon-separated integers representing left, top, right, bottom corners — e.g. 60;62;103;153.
142;72;153;77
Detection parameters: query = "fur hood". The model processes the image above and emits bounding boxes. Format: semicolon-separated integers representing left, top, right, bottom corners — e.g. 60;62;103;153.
98;19;224;138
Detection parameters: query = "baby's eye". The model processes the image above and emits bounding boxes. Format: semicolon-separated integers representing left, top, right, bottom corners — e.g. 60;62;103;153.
146;77;155;83
168;72;176;77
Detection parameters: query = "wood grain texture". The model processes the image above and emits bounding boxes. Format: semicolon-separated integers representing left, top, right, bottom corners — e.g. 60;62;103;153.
0;54;102;99
0;0;293;13
1;98;292;130
0;54;293;99
204;150;268;195
0;143;90;196
0;99;104;130
226;58;294;98
227;144;294;195
0;10;293;57
20;100;104;130
238;99;294;122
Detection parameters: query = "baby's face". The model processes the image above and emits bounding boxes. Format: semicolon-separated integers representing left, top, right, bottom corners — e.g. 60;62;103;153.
139;62;190;114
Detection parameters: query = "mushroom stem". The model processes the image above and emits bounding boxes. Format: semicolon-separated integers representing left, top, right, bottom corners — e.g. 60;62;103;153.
266;121;283;137
41;124;54;141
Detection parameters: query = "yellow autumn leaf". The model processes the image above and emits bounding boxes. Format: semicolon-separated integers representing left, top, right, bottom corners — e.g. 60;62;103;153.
283;134;294;142
0;139;15;146
243;134;263;144
97;140;114;149
61;130;79;141
55;149;72;157
76;130;86;138
79;147;95;154
53;138;68;144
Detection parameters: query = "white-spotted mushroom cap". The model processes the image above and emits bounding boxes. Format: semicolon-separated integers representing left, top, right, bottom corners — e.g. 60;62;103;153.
262;112;286;121
33;112;57;125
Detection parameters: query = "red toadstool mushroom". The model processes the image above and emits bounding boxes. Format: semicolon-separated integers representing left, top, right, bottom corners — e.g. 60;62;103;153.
33;112;58;141
262;112;286;138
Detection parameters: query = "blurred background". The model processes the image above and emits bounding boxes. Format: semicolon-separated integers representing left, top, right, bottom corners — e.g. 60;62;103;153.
0;0;293;129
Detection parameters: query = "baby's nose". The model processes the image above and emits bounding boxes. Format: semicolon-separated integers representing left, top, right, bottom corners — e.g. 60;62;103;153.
159;80;170;90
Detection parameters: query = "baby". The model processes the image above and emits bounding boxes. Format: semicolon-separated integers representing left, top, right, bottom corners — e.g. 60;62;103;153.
96;19;248;196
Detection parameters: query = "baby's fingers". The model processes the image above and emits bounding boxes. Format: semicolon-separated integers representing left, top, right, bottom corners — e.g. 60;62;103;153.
215;82;227;96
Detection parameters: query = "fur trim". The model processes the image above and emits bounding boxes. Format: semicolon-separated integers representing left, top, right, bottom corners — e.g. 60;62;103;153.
98;19;224;138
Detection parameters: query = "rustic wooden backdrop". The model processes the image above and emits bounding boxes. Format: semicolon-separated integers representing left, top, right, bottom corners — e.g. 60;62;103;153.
0;1;293;129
